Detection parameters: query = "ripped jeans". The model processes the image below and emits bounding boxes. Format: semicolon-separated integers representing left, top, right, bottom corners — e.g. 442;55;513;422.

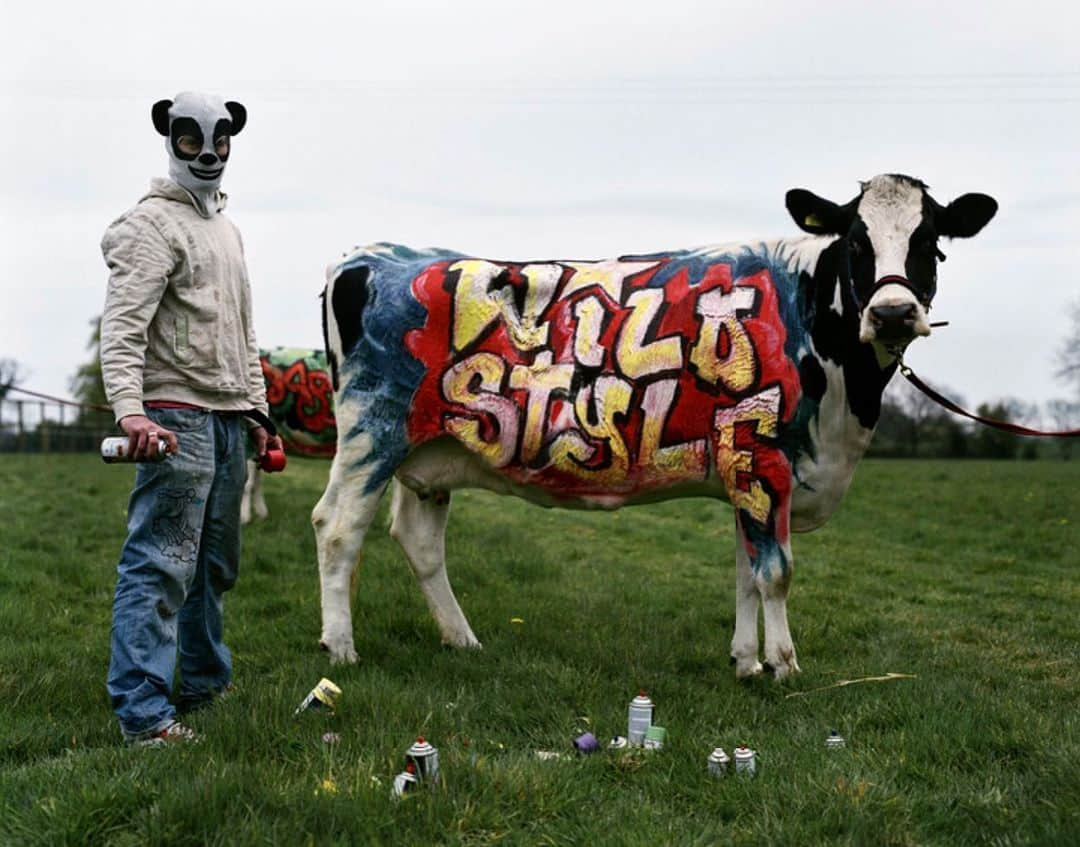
107;406;246;739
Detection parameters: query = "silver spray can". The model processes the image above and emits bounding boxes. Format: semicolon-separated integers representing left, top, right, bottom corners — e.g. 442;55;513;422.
101;436;168;463
627;691;654;747
392;764;419;798
826;730;846;750
734;745;756;775
707;747;730;777
406;736;440;782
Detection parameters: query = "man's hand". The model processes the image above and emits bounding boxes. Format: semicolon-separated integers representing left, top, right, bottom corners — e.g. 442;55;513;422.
250;426;284;460
119;414;179;460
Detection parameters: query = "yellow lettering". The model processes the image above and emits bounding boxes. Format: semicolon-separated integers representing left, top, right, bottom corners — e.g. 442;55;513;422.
572;295;606;367
441;352;519;467
689;286;758;392
509;351;576;464
639;379;707;483
549;375;632;484
615;288;683;379
449;260;560;354
713;385;781;524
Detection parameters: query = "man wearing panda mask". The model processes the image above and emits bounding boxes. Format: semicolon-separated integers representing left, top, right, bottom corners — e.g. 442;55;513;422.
99;92;283;746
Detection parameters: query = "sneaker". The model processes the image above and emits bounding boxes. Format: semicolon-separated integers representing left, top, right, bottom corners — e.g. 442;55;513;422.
129;720;199;748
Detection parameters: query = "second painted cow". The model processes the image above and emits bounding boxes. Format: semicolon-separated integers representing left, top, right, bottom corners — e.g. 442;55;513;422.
313;174;997;678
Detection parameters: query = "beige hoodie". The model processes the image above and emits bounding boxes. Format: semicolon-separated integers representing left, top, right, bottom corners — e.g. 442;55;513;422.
100;178;268;422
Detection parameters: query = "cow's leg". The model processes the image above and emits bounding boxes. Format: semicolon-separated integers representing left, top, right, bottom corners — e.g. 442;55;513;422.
730;519;763;679
241;459;268;525
252;462;268;520
740;513;800;681
389;480;480;648
240;459;256;525
311;446;389;664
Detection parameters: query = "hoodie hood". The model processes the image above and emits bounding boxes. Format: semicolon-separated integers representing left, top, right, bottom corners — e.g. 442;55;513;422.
143;177;228;219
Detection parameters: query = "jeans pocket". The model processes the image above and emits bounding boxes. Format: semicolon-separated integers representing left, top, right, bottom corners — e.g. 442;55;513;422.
147;407;210;433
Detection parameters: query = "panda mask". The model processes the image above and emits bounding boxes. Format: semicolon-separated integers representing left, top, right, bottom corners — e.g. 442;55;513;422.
152;92;247;216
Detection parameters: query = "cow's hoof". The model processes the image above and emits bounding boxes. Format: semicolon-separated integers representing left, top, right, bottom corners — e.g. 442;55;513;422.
733;657;764;679
320;638;359;665
766;649;801;681
442;632;482;649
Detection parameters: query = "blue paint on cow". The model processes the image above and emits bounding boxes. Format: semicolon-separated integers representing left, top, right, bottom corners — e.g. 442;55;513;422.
330;243;465;493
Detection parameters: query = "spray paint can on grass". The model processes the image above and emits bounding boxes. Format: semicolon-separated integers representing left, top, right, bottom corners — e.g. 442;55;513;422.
406;736;440;782
627;691;654;747
294;678;342;716
734;745;756;776
392;763;419;798
707;747;731;777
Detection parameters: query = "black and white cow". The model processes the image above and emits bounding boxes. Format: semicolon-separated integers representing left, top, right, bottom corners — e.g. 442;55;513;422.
312;174;996;678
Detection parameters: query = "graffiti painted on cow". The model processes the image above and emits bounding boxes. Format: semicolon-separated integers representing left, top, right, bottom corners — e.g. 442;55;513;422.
404;258;800;537
242;347;337;525
259;347;336;457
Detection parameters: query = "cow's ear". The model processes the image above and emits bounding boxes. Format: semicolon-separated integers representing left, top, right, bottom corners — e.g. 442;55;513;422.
225;101;247;135
152;99;172;136
938;193;997;238
785;189;853;235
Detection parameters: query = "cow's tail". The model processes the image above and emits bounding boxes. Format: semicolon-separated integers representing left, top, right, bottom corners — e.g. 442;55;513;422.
321;261;370;393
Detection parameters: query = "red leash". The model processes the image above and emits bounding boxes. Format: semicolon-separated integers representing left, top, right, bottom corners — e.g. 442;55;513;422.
898;361;1080;438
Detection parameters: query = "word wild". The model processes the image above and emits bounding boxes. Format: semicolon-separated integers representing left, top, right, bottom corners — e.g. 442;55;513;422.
406;256;797;519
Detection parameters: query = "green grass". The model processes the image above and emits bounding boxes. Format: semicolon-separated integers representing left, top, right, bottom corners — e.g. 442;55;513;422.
1;455;1078;846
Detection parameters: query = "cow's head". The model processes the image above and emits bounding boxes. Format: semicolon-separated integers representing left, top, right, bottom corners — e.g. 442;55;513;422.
786;174;997;351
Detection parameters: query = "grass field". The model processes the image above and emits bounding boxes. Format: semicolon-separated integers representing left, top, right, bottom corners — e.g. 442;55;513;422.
1;454;1077;846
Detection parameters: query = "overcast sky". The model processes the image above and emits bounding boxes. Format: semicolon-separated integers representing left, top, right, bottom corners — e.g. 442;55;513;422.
2;0;1078;414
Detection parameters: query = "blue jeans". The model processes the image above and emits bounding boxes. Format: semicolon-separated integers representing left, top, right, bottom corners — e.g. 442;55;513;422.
107;407;246;739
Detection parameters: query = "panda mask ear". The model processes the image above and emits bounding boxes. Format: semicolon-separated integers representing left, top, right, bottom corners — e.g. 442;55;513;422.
152;99;173;136
225;101;247;135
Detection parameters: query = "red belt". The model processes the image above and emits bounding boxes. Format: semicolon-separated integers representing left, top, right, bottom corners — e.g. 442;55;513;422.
145;401;206;411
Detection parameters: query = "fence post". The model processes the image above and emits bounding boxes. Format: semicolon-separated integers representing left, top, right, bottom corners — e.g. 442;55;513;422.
39;402;50;453
16;401;25;452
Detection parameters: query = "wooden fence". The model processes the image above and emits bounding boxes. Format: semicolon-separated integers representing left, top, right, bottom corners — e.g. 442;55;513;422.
0;395;116;454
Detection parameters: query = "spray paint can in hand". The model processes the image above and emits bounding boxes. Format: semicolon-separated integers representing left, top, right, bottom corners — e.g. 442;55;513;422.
101;437;168;463
258;446;287;473
406;736;440;782
707;747;731;777
627;691;654;747
734;745;756;776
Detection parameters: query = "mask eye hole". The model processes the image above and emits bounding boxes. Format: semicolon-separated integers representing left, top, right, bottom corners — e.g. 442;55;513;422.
177;135;201;156
214;136;230;157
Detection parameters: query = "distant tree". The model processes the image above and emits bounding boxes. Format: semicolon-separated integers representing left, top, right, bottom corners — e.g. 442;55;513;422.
972;402;1021;459
1057;298;1080;399
1046;399;1080;460
0;358;27;400
68;316;107;420
878;375;969;457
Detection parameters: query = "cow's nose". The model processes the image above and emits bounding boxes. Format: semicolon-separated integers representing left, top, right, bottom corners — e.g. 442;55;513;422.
869;303;916;328
198;153;217;166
